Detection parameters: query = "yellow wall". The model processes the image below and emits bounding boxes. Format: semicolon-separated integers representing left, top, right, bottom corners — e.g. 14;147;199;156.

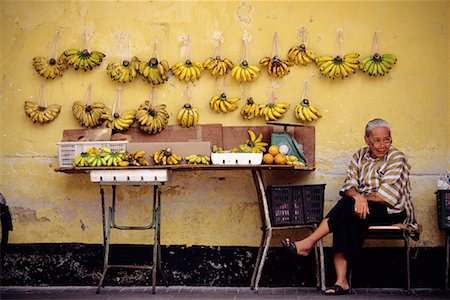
0;0;449;248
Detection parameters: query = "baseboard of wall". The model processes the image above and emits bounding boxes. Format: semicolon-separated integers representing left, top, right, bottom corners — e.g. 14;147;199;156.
0;244;447;289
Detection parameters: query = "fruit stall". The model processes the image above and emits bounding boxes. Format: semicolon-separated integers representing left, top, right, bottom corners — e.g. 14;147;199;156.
1;0;449;290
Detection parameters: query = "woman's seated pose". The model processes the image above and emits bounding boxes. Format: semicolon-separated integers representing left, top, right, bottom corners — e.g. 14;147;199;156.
282;118;419;295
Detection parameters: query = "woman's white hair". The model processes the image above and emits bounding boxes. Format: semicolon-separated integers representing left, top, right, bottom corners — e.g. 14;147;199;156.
365;118;391;137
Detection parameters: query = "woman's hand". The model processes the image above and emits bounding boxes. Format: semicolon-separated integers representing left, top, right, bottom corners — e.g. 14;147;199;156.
353;193;370;219
345;188;370;219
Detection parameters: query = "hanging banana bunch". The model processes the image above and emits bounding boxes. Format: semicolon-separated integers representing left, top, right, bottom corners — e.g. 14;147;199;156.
203;31;234;79
101;88;136;132
359;31;398;77
72;85;107;128
135;88;170;134
32;31;68;79
61;30;105;71
171;35;203;83
287;27;317;66
24;84;61;124
259;32;293;78
230;31;261;83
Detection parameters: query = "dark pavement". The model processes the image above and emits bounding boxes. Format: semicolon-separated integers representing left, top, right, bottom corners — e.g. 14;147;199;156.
1;286;449;300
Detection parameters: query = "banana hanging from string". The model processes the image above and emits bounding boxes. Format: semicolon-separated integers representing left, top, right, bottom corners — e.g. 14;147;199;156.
32;55;68;79
139;57;170;85
72;101;107;128
24;101;61;124
230;60;261;83
209;92;240;113
135;101;170;134
62;48;106;71
315;53;360;80
259;55;293;78
106;57;140;83
258;103;290;122
294;98;322;122
359;53;397;77
176;103;199;128
240;97;261;120
171;59;203;83
287;44;317;66
203;56;234;79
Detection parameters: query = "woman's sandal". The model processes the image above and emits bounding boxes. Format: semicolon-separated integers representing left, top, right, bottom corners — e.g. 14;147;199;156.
323;284;350;296
281;238;298;257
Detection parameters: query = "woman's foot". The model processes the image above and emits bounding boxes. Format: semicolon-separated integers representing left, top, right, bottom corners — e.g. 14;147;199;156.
324;283;350;295
281;238;313;256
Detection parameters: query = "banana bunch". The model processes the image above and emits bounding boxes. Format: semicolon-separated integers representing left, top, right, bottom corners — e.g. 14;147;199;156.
259;56;292;78
73;152;93;167
315;53;360;80
135;101;170;134
294;98;322;122
230;60;260;83
32;56;68;79
139;57;170;85
238;129;269;153
72;101;106;128
240;97;261;120
62;49;106;71
287;44;317;66
99;147;126;167
203;56;234;79
211;144;225;153
176;103;199;128
209;93;240;113
24;101;61;124
119;151;149;167
101;109;136;132
359;53;397;77
171;59;202;82
83;147;107;167
151;148;183;165
106;57;140;83
185;154;211;165
286;155;306;167
258;103;289;122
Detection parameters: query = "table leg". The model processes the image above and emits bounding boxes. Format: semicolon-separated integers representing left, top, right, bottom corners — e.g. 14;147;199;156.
250;227;267;289
100;186;106;247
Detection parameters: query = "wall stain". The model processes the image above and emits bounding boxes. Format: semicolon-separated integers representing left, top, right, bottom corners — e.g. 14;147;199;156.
11;207;50;223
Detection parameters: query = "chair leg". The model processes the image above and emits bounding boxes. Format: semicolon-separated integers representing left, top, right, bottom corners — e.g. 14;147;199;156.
404;232;411;293
348;268;353;293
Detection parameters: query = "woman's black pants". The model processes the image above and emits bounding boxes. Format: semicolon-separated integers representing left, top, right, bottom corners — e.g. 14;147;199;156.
325;196;406;265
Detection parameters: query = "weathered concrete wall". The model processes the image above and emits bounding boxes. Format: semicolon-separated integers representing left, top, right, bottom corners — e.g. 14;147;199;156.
0;1;448;248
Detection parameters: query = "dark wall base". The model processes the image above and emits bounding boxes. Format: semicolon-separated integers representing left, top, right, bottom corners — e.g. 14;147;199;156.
0;244;448;289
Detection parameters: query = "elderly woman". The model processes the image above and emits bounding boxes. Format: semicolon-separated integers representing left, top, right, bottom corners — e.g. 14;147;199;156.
282;118;418;295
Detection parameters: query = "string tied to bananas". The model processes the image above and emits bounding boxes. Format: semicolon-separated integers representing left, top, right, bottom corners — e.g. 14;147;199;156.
37;83;48;111
301;80;310;104
297;26;308;48
271;32;280;60
112;87;123;118
336;28;345;59
49;30;60;60
84;84;94;111
371;29;383;58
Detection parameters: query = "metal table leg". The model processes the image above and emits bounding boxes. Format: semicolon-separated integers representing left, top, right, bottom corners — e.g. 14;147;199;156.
96;184;164;294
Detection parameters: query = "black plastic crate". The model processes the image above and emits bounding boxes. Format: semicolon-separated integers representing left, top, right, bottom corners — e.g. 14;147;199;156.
267;184;325;226
437;190;450;230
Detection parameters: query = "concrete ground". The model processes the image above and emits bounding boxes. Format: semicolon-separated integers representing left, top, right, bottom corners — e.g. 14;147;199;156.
0;286;449;300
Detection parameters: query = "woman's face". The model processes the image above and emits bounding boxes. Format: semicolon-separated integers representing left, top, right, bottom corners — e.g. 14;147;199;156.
365;126;392;158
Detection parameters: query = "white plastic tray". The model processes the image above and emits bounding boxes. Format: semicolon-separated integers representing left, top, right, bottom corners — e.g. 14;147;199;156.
211;152;263;165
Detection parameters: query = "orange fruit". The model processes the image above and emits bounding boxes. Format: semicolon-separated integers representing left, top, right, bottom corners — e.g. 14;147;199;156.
268;145;279;156
263;153;274;164
274;153;288;165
